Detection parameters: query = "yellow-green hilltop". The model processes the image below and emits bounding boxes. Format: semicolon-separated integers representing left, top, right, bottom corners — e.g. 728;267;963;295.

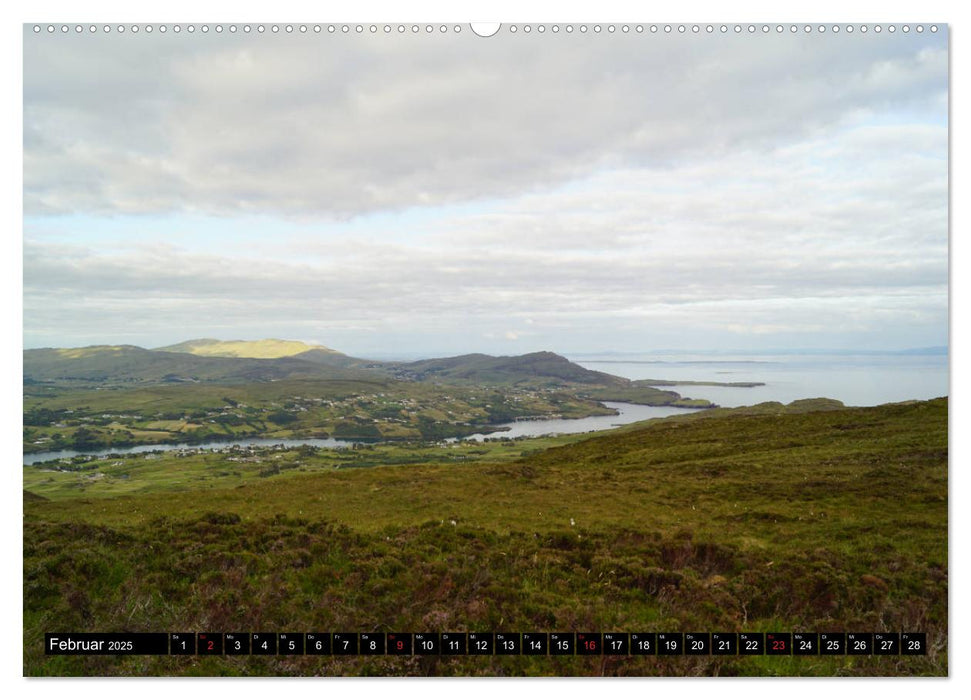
155;338;343;359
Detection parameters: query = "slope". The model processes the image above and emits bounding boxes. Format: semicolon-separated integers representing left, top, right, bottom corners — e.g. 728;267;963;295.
24;398;947;676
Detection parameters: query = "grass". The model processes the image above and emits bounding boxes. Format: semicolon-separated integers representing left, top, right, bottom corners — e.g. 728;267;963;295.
23;398;947;676
22;434;585;501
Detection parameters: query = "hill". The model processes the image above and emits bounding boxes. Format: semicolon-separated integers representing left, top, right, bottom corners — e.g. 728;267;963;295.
23;398;947;676
23;345;369;386
24;342;700;403
156;338;345;360
388;350;630;387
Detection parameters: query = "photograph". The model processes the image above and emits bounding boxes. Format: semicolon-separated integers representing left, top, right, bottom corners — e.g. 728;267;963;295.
22;20;948;676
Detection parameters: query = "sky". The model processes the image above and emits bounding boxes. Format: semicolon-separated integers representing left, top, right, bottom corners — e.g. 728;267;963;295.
22;23;949;357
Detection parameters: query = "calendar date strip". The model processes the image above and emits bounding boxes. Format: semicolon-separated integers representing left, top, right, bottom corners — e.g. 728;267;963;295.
45;632;928;656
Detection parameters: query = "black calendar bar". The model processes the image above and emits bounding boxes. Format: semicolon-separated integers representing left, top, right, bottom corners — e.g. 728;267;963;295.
333;633;358;655
42;631;928;655
198;633;222;655
251;632;276;655
740;632;764;655
279;633;303;655
523;633;548;655
45;633;170;655
387;633;412;655
902;633;927;656
415;633;440;655
847;633;873;656
577;632;602;656
793;632;818;655
170;632;194;655
441;632;466;655
306;633;331;655
360;632;385;655
631;632;656;655
225;633;249;655
712;633;737;655
603;633;629;655
468;632;493;655
550;632;575;655
685;633;710;656
874;633;900;655
821;633;846;656
658;633;683;655
766;632;791;656
495;632;520;655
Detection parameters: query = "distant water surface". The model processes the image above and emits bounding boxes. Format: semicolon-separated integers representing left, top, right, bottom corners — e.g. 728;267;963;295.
23;402;700;463
575;353;949;408
453;401;703;441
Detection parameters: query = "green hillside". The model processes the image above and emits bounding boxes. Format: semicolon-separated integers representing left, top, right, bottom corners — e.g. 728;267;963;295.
25;344;639;391
390;351;632;387
23;345;367;386
23;398;947;676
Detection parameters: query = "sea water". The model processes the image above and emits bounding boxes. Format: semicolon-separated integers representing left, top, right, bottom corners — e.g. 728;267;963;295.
574;352;949;408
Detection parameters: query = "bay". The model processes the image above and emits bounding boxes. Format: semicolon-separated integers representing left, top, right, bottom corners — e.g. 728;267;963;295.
23;401;702;464
574;352;949;408
451;401;703;441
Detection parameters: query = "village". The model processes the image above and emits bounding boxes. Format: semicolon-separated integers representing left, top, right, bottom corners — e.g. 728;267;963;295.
24;383;613;455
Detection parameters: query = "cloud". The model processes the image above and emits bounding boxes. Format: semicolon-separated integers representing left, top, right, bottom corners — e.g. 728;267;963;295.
23;28;947;218
23;116;948;351
21;27;948;353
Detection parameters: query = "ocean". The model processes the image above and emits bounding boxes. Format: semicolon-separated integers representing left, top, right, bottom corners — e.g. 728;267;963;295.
573;352;949;408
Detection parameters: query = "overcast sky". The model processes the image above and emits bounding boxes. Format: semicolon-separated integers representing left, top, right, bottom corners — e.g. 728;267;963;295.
22;25;948;357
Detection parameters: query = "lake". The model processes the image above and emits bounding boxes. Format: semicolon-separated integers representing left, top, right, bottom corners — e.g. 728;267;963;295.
574;352;949;408
22;401;702;465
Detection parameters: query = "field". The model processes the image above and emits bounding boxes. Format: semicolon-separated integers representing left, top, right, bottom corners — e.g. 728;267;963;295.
23;398;947;676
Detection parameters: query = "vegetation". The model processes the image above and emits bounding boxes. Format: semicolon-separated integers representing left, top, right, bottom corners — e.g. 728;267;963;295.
154;338;343;359
24;398;947;676
583;385;713;407
384;351;626;387
24;342;719;454
22;379;623;453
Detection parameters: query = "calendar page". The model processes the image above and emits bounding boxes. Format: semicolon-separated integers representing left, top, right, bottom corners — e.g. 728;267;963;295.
22;19;948;678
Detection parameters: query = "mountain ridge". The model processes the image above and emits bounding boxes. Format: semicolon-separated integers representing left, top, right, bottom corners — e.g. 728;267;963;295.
22;344;367;385
23;341;633;390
